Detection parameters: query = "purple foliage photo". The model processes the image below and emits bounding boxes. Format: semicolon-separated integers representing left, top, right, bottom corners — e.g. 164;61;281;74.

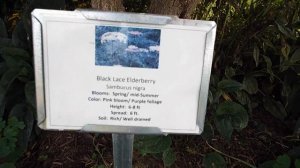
95;26;161;69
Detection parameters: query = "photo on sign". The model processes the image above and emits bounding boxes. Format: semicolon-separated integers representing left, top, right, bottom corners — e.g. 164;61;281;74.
95;26;161;69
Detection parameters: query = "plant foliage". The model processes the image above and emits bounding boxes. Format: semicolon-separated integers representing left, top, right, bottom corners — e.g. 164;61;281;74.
203;152;226;168
192;0;300;138
192;0;300;166
134;136;176;167
0;0;66;166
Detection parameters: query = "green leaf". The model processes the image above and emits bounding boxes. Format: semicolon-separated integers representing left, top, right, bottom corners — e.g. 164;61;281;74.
8;117;25;130
0;117;25;158
201;121;214;140
9;104;26;120
10;103;34;150
263;56;273;75
262;38;276;51
295;159;300;168
0;47;31;60
273;154;291;168
243;76;258;94
290;49;300;63
0;138;11;157
275;21;296;40
210;74;220;86
135;136;172;155
253;44;260;67
162;149;176;167
216;101;248;130
17;66;33;82
0;69;21;117
225;67;235;78
218;80;243;92
0;38;13;48
231;113;248;130
0;18;7;38
3;127;18;138
5;147;24;164
0;47;31;67
236;91;249;105
215;101;248;140
25;82;36;108
215;117;233;141
203;152;226;168
281;44;290;60
0;163;15;168
213;90;223;104
263;98;287;120
0;69;20;87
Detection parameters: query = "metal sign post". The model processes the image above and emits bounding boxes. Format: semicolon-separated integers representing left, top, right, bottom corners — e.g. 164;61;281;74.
112;134;134;168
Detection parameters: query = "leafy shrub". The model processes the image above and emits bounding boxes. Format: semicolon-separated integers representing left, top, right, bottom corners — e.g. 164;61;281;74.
0;31;34;168
0;0;67;166
0;17;35;166
193;0;300;140
192;0;300;167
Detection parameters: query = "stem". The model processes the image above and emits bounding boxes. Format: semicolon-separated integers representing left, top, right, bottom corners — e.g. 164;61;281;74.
258;89;266;96
206;141;257;168
93;136;109;167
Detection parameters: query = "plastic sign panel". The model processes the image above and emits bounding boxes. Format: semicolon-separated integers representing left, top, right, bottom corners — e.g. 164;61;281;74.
32;9;216;134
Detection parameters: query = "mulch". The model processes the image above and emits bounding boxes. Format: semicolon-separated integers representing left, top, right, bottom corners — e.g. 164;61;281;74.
18;111;291;168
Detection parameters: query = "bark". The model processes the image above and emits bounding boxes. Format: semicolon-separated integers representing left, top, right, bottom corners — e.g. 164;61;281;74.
91;0;124;11
148;0;200;18
91;0;200;19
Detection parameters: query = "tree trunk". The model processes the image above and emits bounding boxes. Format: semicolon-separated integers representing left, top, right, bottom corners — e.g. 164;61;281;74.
91;0;200;19
148;0;200;19
91;0;124;11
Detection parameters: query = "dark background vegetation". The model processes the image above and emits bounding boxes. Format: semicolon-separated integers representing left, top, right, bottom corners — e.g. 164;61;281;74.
0;0;299;167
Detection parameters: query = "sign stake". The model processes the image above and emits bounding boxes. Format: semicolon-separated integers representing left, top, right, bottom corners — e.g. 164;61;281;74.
112;134;134;168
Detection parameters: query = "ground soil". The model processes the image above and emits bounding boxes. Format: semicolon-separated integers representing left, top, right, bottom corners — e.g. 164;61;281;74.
18;111;293;168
